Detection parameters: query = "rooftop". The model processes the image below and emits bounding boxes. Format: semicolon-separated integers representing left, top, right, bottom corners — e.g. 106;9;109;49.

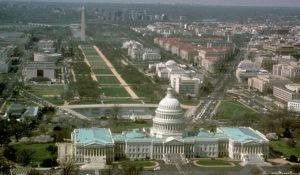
218;127;266;142
75;128;113;144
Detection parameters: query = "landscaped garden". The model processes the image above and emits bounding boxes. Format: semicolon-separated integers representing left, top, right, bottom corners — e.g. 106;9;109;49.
270;138;300;158
214;101;256;120
102;87;130;97
12;143;55;163
26;85;65;105
93;69;113;75
96;76;120;84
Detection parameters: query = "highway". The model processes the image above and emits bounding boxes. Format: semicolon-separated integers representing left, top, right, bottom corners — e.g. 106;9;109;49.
193;50;245;121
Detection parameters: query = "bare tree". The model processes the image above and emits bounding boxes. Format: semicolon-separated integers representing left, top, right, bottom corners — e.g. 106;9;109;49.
59;157;78;175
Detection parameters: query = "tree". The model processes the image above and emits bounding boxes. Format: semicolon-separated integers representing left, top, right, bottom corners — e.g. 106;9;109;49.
47;145;58;156
16;148;35;166
289;155;298;162
0;153;10;174
0;119;11;146
3;146;16;162
41;158;58;167
59;157;78;175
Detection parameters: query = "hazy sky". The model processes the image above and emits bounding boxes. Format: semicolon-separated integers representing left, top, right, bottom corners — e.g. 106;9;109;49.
3;0;300;7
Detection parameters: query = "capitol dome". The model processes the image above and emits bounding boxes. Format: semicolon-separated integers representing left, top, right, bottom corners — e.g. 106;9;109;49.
157;88;181;111
150;85;185;139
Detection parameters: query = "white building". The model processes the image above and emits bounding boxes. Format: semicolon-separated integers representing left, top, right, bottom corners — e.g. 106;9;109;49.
142;51;161;61
37;40;55;53
288;100;300;112
57;87;269;167
124;40;161;61
33;52;61;62
170;73;203;95
236;60;270;82
0;56;11;74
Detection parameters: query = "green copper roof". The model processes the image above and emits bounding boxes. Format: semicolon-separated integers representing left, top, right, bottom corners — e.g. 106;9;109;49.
75;128;113;144
219;127;265;142
125;132;147;138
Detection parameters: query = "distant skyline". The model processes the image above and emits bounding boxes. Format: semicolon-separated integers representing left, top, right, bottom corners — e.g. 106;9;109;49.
2;0;300;7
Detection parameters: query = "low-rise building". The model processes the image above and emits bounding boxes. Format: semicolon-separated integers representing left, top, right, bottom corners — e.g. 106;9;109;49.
288;100;300;112
170;73;203;95
0;49;11;73
248;75;291;93
142;50;161;61
37;40;55;53
273;62;300;80
236;60;270;82
273;84;300;102
33;52;61;62
24;62;56;82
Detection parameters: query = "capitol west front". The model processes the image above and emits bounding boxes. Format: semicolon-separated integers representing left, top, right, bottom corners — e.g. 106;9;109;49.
57;86;269;165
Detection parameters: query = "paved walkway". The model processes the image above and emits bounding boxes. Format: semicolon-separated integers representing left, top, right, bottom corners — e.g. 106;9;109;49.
192;159;235;167
93;45;139;99
268;158;300;165
70;69;77;82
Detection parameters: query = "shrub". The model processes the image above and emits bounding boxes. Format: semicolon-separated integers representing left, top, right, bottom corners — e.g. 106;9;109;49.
3;146;16;162
290;155;298;162
41;158;58;167
16;148;35;166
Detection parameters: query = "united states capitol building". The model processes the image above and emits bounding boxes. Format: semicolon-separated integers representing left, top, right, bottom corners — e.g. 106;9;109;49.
57;86;269;166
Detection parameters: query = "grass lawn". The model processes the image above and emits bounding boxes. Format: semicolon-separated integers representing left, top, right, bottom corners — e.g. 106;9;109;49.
12;143;54;163
45;98;65;105
93;69;113;75
27;85;64;97
270;138;300;158
96;76;120;84
215;101;256;120
196;160;232;166
103;87;130;97
26;85;64;105
89;61;106;69
110;121;152;133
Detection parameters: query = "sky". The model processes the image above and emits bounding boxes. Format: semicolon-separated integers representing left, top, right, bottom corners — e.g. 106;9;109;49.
3;0;300;7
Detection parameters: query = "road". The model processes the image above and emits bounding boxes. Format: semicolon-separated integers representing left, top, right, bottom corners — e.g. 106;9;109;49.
193;51;245;121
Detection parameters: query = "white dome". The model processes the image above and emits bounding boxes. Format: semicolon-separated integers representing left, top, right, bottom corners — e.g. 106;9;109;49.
158;93;181;111
165;60;177;66
150;86;185;139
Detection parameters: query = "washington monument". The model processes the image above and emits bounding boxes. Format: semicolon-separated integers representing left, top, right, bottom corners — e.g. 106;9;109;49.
81;6;85;41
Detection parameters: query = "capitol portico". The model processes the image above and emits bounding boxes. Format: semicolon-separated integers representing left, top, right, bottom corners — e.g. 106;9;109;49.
57;86;269;167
